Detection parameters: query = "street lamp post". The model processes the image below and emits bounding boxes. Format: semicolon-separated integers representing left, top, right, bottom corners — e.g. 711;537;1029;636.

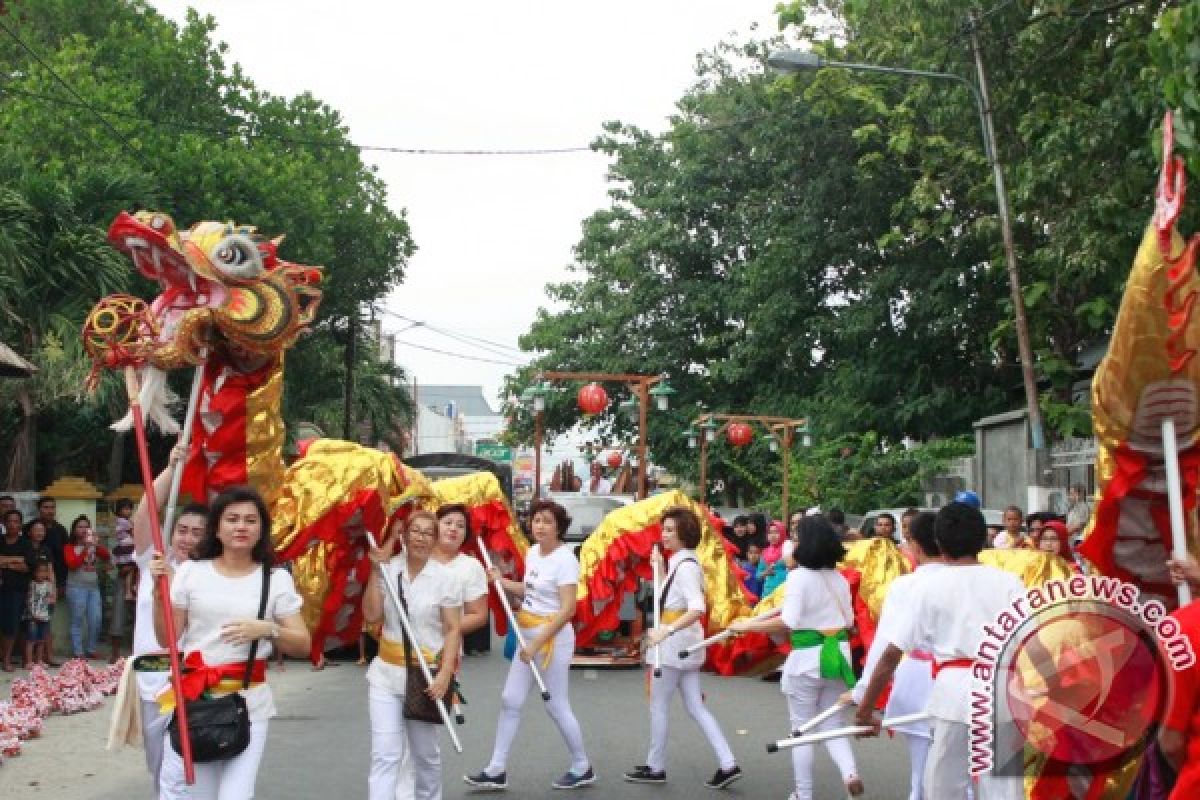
541;371;674;499
767;39;1045;450
690;413;811;519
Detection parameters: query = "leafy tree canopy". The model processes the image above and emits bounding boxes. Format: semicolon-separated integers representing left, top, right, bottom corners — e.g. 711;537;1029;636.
0;0;414;487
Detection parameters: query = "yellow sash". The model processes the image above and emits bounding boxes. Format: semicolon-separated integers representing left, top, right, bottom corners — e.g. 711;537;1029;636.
157;678;264;714
662;609;687;625
515;609;555;668
377;637;439;668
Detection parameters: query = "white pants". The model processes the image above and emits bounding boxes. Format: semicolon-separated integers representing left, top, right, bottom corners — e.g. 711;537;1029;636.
485;624;588;774
368;684;441;800
142;699;170;798
646;666;736;772
903;732;931;800
925;719;1021;800
784;673;857;800
159;718;268;800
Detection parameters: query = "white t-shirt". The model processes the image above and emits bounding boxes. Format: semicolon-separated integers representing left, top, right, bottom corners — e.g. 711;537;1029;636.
521;543;580;616
892;563;1024;723
655;549;706;671
133;547;186;702
441;552;488;606
168;560;304;721
780;567;854;688
852;562;945;736
367;557;459;695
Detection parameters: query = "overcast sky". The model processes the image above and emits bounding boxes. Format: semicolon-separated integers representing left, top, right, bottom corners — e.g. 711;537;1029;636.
149;1;785;409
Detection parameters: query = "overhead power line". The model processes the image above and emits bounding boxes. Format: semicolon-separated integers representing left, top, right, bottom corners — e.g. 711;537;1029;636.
0;17;139;153
373;306;526;356
389;337;526;367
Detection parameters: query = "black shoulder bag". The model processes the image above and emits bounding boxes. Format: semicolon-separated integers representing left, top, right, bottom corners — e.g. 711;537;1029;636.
169;565;270;762
396;567;444;724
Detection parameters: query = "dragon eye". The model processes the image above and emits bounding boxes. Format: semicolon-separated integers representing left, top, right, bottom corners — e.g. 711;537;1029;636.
209;234;264;279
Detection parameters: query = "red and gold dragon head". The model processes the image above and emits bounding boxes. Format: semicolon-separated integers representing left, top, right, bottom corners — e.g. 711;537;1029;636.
99;210;322;372
85;211;322;435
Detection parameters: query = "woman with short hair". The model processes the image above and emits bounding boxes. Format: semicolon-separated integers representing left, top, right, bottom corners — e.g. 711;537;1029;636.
625;507;741;789
465;499;594;791
364;510;462;800
730;514;862;799
151;485;311;800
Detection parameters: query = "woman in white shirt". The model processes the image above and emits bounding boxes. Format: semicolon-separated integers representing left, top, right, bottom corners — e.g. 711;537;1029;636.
625;507;741;789
465;499;594;791
432;504;489;641
730;514;862;800
151;486;311;800
363;510;462;800
130;444;206;798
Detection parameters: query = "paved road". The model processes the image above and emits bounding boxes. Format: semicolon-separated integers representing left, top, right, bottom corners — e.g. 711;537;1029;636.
0;645;913;799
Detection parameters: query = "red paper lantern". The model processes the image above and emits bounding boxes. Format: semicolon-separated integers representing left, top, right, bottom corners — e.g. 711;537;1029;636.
726;422;754;447
577;383;609;415
606;451;623;469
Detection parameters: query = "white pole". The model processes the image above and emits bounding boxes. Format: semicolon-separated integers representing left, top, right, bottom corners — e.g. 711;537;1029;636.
766;712;931;753
1162;417;1193;606
651;543;662;678
792;698;850;737
161;361;206;546
366;533;463;752
476;540;551;701
677;609;783;659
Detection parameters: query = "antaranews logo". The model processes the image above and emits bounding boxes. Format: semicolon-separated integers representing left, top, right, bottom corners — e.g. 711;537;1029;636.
970;575;1195;782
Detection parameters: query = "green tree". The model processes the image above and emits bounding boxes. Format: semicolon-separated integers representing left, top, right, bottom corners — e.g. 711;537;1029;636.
0;0;415;486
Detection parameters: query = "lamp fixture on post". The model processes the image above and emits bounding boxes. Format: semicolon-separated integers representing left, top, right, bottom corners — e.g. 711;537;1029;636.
766;44;1044;451
684;427;699;450
701;418;719;443
766;433;780;453
648;375;676;412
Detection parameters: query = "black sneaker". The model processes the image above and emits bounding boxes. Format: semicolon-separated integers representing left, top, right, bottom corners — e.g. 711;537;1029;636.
705;765;743;789
624;766;667;784
464;770;508;791
552;766;596;789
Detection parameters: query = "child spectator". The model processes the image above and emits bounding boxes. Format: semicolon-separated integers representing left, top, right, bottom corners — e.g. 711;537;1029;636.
24;559;56;667
739;543;764;599
757;521;789;598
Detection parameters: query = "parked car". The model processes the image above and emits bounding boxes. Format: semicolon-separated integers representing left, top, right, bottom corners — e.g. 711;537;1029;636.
544;492;635;544
859;506;1007;544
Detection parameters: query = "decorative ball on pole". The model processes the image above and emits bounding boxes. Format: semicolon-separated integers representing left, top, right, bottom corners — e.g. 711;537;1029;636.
726;422;754;447
577;382;609;416
606;450;623;469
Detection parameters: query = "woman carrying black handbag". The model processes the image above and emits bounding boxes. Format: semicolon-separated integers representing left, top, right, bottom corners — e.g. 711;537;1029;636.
364;510;462;800
150;486;310;799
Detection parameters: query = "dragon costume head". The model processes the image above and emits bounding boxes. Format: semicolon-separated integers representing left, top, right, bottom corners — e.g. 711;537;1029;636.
86;210;322;505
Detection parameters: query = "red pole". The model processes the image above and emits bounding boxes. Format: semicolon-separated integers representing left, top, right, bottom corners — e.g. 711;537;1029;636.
125;367;195;783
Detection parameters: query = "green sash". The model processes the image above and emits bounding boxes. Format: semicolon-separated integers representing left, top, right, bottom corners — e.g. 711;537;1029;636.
790;629;856;688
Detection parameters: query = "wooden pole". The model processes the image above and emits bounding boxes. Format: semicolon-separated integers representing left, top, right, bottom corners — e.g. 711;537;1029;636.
637;380;649;499
534;409;543;500
123;367;194;783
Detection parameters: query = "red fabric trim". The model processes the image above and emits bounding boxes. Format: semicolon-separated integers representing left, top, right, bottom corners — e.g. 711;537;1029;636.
467;500;526;637
932;658;973;679
1079;442;1200;598
178;651;267;702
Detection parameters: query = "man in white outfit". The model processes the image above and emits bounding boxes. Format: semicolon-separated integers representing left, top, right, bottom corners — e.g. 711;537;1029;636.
854;502;1025;800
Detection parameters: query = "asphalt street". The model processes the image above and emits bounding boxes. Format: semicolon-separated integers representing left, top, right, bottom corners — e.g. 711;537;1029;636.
0;643;912;799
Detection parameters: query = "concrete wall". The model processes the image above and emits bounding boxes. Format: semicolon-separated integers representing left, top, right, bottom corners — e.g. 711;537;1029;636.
974;409;1042;511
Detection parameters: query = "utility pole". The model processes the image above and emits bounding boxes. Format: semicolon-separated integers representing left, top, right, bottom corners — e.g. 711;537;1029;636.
968;11;1045;450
